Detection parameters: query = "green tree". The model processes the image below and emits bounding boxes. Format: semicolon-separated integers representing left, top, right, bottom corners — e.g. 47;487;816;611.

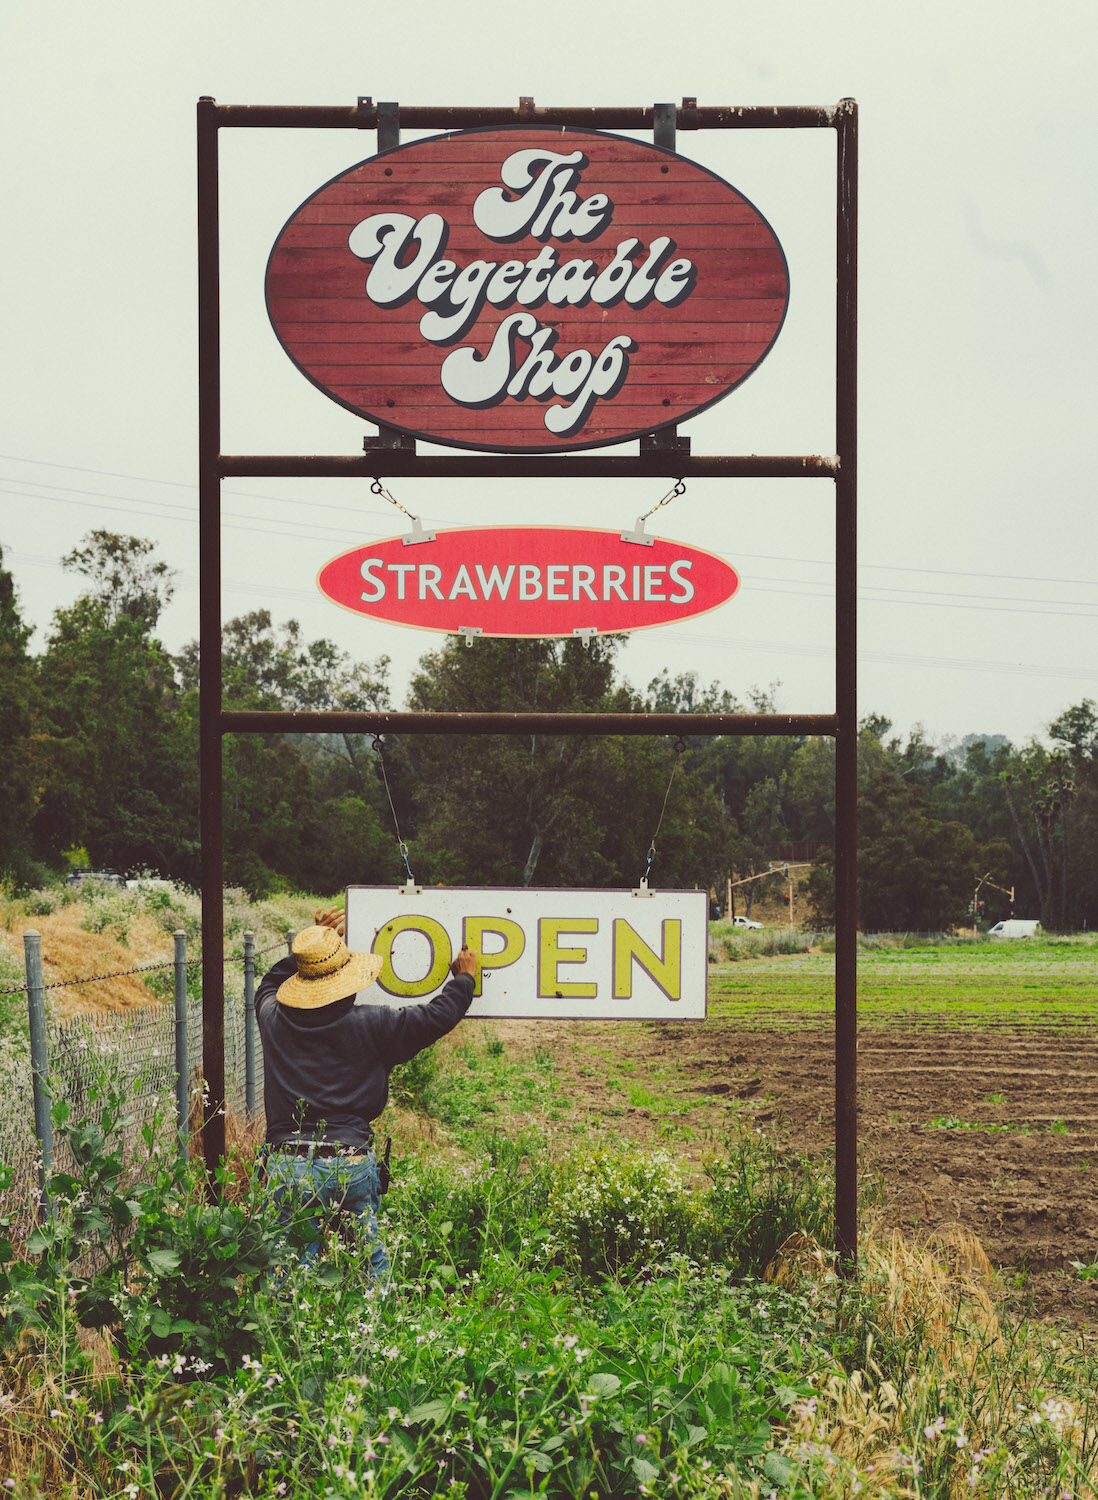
400;639;734;891
804;720;1006;932
993;701;1098;930
783;737;835;844
177;612;398;895
0;543;40;882
645;672;803;912
1049;700;1098;929
927;735;1029;921
61;531;176;630
734;779;786;917
856;760;989;932
33;565;195;875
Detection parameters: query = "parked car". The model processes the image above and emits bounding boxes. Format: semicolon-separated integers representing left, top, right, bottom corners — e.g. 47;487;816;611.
988;919;1040;939
732;915;763;930
65;868;125;887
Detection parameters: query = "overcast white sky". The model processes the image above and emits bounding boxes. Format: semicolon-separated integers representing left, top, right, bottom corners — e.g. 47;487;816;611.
3;0;1096;749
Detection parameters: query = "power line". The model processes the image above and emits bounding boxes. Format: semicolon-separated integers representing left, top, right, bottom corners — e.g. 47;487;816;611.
2;452;1096;592
745;582;1098;622
7;478;1098;621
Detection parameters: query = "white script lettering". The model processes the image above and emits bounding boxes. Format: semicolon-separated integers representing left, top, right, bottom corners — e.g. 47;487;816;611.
343;148;699;435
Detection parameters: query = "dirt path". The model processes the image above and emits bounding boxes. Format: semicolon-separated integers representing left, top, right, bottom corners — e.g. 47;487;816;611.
491;1013;1098;1328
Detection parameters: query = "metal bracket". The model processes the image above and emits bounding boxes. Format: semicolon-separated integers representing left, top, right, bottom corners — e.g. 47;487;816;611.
640;430;691;458
398;878;423;897
377;100;400;152
679;96;699;131
458;626;483;648
355;96;376;127
572;627;599;643
363;429;417;454
401;516;436;546
632;879;655;898
620;517;654;547
653;101;676;151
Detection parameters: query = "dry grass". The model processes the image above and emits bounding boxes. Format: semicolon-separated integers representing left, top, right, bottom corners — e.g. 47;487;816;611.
0;908;164;1018
771;1223;1098;1496
0;1331;108;1498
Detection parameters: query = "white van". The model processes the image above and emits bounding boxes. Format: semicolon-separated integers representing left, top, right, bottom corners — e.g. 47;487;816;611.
988;919;1040;939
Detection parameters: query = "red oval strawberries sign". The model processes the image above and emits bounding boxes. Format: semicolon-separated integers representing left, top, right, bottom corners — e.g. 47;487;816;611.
267;127;789;453
317;527;739;637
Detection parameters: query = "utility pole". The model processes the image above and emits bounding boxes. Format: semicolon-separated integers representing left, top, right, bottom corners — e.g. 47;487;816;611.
724;862;812;923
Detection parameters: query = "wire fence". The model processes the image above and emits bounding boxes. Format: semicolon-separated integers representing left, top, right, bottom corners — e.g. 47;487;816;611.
0;929;291;1247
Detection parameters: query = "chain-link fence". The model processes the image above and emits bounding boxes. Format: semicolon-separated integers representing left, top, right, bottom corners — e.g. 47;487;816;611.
0;930;289;1248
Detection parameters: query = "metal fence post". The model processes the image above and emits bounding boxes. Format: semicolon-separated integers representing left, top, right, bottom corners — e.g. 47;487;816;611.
286;928;294;957
24;931;53;1220
243;930;256;1115
174;931;189;1145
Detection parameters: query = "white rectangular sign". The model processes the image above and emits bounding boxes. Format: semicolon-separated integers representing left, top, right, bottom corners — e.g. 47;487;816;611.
345;885;708;1020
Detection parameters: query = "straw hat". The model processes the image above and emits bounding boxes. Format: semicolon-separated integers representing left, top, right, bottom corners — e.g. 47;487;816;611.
276;925;383;1009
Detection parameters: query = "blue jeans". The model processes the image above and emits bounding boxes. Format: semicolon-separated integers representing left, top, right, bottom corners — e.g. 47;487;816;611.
264;1150;389;1282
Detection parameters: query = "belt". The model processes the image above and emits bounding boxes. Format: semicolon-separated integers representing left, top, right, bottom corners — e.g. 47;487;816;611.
270;1140;371;1160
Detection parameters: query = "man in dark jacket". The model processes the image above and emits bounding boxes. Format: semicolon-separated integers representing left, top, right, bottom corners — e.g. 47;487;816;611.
256;906;477;1278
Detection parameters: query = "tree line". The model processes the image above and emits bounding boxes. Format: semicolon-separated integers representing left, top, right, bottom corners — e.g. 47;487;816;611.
2;532;1095;932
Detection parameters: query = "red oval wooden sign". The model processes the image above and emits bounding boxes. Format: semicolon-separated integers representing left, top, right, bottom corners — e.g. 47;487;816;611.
267;127;789;453
317;527;739;637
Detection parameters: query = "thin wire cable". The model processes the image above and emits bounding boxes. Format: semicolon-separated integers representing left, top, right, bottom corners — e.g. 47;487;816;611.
636;477;686;526
372;736;415;883
370;477;421;525
639;740;686;886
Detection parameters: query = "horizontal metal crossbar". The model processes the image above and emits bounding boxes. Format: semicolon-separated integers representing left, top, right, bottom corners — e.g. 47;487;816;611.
220;454;839;481
221;710;839;738
205;102;848;132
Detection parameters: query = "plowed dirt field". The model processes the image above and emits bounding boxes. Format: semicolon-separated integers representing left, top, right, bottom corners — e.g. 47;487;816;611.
495;944;1098;1328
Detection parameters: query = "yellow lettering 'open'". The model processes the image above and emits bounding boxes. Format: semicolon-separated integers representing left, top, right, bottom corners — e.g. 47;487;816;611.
613;919;682;1000
538;917;597;999
463;916;526;997
374;914;452;998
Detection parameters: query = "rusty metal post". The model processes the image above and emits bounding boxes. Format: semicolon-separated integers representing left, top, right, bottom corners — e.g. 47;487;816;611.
243;930;257;1116
174;930;190;1144
833;99;859;1268
197;97;226;1190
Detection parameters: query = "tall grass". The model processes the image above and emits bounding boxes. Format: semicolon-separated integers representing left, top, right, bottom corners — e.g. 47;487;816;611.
713;924;824;962
2;1053;1097;1497
3;893;1098;1495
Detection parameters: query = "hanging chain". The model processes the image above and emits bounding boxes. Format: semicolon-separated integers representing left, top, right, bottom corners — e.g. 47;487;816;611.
637;478;686;526
638;737;687;887
370;477;421;524
372;735;415;884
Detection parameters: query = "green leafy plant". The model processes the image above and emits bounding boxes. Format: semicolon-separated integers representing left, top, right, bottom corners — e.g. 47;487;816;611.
698;1136;835;1278
548;1146;692;1277
22;1076;303;1376
387;1044;438;1112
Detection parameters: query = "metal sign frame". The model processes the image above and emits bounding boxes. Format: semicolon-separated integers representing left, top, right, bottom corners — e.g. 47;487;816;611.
196;95;858;1259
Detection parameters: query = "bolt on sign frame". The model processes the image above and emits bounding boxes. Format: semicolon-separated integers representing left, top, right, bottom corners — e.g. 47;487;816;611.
196;95;858;1258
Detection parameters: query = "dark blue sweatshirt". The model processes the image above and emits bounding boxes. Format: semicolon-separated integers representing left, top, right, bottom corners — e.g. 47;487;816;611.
255;957;474;1148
